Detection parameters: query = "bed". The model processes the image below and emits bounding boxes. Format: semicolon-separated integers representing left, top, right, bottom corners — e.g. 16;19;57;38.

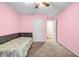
0;37;33;57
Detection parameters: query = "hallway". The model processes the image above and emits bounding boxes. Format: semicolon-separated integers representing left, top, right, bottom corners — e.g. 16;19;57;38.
28;39;77;57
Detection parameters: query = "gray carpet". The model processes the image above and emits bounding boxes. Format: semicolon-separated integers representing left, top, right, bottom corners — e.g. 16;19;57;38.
28;39;77;57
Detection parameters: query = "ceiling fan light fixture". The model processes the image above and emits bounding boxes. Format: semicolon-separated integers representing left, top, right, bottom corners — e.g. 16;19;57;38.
35;3;40;8
35;2;50;8
42;2;50;6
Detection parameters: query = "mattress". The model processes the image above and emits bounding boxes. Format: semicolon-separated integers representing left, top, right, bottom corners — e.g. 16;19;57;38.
0;37;33;57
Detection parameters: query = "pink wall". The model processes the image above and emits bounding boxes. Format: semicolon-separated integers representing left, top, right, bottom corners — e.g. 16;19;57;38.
0;2;48;42
19;14;47;33
57;3;79;55
19;14;47;41
19;14;34;32
0;3;19;36
1;2;79;55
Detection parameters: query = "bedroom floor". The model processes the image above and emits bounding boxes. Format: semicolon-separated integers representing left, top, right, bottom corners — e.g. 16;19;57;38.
27;39;77;57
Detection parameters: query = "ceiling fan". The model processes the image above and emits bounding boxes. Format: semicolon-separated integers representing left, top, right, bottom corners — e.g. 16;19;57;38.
35;2;50;8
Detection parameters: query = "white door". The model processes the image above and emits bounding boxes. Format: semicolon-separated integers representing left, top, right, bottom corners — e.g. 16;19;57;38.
53;20;56;39
33;19;43;42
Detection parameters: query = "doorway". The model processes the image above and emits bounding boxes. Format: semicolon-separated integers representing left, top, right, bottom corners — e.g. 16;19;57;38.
47;20;56;40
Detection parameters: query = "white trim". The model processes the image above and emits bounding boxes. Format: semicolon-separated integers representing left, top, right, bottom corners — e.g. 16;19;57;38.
58;41;79;56
33;40;46;42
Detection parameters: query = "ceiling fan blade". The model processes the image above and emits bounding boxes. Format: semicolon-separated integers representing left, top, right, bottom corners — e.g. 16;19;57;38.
35;4;38;8
41;2;50;6
35;3;40;8
35;2;49;8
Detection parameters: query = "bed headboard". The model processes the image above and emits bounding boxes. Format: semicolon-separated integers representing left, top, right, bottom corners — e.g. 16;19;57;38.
0;33;33;44
0;33;19;44
19;33;33;37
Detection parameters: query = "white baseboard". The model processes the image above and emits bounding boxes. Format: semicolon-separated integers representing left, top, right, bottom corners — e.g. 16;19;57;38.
33;40;46;42
58;41;79;56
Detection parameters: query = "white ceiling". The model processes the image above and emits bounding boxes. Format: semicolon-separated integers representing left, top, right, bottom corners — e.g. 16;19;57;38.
6;2;72;17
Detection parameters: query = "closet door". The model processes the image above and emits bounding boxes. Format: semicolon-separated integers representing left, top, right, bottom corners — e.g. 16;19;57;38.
33;19;44;42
